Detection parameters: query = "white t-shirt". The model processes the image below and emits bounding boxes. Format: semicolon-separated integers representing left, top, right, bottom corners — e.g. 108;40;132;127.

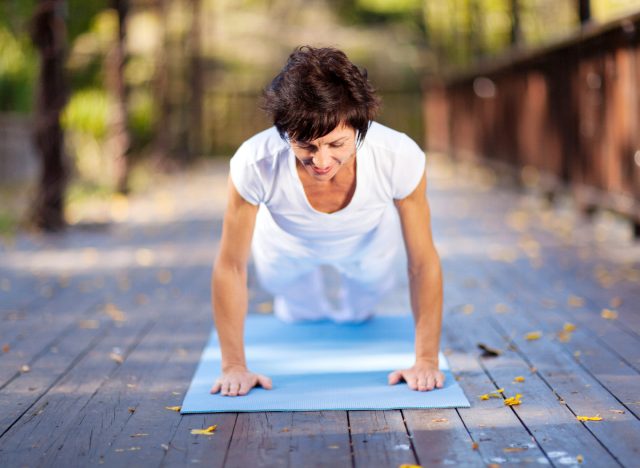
229;121;426;263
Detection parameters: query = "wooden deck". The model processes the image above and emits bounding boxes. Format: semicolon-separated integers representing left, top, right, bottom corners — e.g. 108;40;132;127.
1;157;639;467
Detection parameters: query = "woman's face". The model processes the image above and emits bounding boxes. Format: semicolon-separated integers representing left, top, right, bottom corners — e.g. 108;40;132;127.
289;123;357;182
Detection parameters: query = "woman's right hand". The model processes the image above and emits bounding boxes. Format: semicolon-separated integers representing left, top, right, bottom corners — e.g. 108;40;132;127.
210;365;273;397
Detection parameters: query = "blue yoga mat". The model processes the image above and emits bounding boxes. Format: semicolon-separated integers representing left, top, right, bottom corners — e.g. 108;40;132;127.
181;315;470;413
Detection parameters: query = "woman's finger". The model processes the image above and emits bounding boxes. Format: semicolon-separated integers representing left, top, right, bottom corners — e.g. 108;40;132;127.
426;375;435;391
387;370;403;385
416;375;427;391
406;374;418;390
227;382;240;397
210;380;222;394
257;374;273;390
238;380;252;396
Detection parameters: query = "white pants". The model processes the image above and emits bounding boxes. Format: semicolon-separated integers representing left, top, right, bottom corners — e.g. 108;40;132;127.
251;205;406;323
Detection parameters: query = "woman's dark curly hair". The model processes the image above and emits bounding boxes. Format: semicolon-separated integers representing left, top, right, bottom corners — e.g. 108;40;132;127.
261;46;380;145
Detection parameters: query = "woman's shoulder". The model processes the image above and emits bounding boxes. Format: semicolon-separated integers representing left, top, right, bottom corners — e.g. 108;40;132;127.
364;121;415;152
236;127;289;165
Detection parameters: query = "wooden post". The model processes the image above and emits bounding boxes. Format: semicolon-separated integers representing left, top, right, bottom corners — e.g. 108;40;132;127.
107;0;131;194
578;0;591;25
189;0;203;158
152;0;171;168
29;0;69;231
510;0;523;46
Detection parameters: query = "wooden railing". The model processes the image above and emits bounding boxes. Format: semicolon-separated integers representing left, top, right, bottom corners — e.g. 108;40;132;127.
423;11;640;231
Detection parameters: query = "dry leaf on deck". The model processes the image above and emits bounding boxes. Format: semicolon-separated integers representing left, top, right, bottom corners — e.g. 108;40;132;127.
609;297;622;308
504;393;522;406
567;295;584;307
109;352;124;364
600;309;618;320
165;406;182;412
479;388;504;400
190;425;217;435
524;331;542;341
513;376;525;382
577;415;602;421
477;343;502;357
104;303;127;322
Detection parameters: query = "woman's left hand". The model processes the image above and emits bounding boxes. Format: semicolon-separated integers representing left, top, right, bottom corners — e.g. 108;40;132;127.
388;362;445;391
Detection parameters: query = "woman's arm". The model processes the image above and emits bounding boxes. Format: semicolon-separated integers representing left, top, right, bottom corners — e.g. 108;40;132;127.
390;171;445;391
210;176;272;396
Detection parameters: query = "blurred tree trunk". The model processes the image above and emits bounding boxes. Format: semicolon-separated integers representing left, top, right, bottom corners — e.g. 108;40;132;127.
106;0;131;194
151;0;172;169
510;0;523;46
189;0;203;158
29;0;69;231
467;0;483;60
578;0;591;25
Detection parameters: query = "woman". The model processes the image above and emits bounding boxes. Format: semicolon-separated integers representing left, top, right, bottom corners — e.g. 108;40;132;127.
210;46;444;397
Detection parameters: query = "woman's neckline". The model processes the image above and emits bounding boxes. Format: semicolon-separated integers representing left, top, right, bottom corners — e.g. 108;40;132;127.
288;147;361;215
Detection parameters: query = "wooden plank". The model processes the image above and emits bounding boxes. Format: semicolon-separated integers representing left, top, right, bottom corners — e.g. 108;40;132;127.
403;407;483;467
161;412;237;468
0;314;153;465
484;256;640;418
430;292;554;468
445;307;620;466
39;310;203;466
448;256;640;466
0;318;110;436
223;411;351;467
348;410;416;467
0;291;103;387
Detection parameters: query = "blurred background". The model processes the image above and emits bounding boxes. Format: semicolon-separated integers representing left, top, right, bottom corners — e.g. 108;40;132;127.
1;0;639;233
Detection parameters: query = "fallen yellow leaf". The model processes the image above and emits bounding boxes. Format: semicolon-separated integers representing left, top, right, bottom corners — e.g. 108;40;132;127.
577;454;584;463
525;331;542;341
601;309;618;320
557;330;572;343
563;322;576;332
156;269;172;284
609;297;622;308
513;376;525;382
577;415;602;421
104;303;127;322
479;388;504;400
471;441;479;450
504;394;522;406
399;465;422;468
191;425;217;435
165;406;182;412
567;295;584;307
109;352;124;364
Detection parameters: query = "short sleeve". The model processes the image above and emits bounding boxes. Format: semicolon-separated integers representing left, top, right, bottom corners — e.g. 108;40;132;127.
391;134;426;199
229;142;265;205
